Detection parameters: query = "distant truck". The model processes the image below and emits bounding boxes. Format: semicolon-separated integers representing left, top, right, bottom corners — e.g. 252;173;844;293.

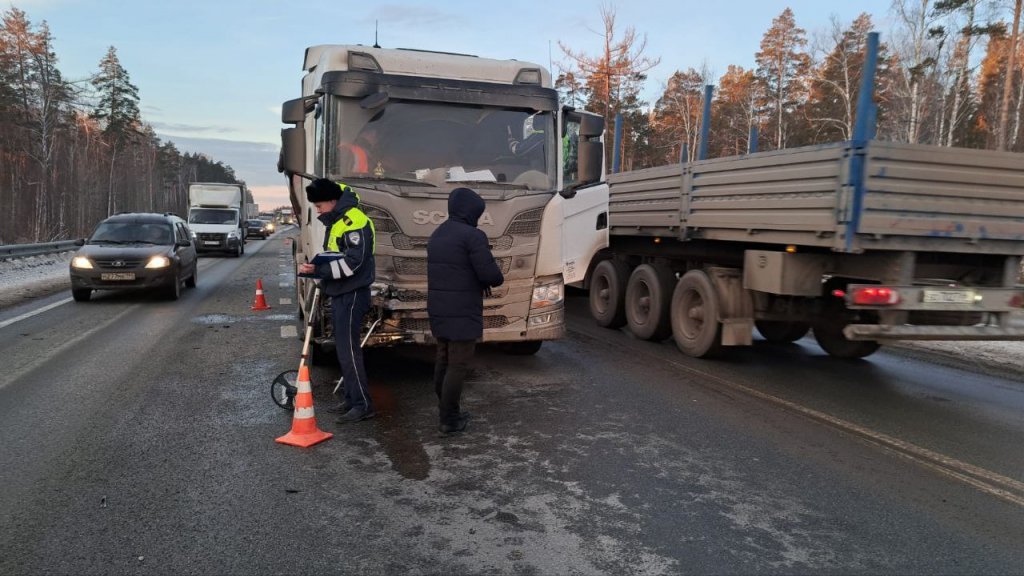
187;182;246;257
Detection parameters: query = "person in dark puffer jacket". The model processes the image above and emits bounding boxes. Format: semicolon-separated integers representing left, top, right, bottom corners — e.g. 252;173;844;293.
427;187;504;435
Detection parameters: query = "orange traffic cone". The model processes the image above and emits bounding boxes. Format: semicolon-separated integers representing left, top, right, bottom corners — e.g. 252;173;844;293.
252;279;271;311
275;365;332;448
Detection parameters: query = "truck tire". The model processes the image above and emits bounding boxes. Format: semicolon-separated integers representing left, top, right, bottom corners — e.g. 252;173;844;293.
670;270;723;358
626;264;675;341
589;259;630;329
755;320;810;343
812;321;880;359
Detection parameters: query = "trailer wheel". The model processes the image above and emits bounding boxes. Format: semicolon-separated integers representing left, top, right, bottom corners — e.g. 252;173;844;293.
626;264;675;341
589;259;630;328
812;322;880;359
755;320;810;343
670;270;723;358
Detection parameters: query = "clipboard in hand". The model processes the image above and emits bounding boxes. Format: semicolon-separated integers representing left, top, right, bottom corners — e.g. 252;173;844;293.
298;251;343;278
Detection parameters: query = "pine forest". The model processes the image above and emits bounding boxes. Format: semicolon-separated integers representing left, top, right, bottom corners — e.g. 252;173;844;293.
2;1;1023;244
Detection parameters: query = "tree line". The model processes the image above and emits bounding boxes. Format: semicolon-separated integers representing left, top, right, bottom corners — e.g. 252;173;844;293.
0;7;241;244
557;1;1024;171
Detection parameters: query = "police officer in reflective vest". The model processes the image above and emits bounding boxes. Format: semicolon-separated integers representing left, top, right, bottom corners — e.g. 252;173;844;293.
298;178;377;423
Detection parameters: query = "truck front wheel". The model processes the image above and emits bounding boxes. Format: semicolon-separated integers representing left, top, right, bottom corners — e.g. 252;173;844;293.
589;259;630;329
670;270;723;358
626;264;675;341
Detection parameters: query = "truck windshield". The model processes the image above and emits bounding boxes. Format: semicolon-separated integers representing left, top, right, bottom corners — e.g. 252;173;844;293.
326;98;556;191
189;209;237;225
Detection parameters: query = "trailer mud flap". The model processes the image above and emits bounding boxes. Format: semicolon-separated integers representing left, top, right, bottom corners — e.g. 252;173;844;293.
709;267;754;346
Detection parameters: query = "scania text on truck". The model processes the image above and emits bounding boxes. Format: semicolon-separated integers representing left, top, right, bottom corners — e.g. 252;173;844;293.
187;182;246;257
279;44;607;360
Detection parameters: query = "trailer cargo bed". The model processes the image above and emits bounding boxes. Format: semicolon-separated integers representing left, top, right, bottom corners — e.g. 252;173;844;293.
608;141;1024;256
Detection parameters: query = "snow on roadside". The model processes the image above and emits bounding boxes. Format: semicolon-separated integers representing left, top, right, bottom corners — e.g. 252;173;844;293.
0;252;74;309
0;252;1021;379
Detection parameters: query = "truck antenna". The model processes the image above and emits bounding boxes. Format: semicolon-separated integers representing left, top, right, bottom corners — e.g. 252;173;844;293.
374;20;380;48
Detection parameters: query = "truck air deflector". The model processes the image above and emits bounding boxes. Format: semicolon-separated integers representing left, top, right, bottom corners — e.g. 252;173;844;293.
320;71;558;111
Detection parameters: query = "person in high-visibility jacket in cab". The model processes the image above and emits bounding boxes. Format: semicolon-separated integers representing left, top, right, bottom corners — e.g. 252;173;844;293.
298;178;377;423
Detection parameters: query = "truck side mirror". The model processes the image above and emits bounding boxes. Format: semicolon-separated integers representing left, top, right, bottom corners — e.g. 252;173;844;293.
280;128;305;175
579;114;605;138
577;140;602;185
282;96;316;124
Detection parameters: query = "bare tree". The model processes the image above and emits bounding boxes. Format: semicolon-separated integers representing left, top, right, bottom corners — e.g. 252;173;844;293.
997;0;1022;150
890;0;945;143
559;3;660;165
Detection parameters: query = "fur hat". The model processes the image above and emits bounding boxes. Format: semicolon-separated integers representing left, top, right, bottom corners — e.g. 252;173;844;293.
305;178;342;202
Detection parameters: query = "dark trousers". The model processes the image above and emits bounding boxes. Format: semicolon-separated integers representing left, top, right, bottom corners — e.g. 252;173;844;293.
433;339;476;425
331;288;372;412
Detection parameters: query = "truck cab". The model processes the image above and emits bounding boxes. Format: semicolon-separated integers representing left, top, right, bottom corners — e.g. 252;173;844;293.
280;45;606;357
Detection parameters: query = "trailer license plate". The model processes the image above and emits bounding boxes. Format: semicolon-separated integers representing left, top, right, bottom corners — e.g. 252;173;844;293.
922;290;974;304
100;272;135;281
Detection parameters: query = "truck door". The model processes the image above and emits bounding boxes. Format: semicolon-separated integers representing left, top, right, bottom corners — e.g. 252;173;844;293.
559;110;609;284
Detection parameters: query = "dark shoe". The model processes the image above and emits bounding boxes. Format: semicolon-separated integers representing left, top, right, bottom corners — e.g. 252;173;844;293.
336;407;376;424
324;401;351;414
438;412;471;435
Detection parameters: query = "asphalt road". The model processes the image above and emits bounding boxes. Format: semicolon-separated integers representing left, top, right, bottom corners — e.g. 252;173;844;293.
0;233;1022;574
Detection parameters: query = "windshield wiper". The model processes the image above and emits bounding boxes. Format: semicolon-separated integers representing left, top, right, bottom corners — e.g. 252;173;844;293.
343;175;438;188
91;240;126;244
448;180;530;190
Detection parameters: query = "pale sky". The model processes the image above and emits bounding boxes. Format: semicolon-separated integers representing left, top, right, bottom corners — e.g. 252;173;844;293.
13;0;895;208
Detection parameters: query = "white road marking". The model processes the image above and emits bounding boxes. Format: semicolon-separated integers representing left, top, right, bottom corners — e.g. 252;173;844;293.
281;325;298;338
0;297;72;330
573;325;1024;509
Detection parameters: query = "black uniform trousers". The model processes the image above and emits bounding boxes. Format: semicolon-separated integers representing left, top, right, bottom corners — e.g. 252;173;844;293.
433;338;476;425
330;287;372;412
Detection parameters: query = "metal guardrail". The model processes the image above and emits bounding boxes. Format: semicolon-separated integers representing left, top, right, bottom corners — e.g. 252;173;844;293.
0;240;80;261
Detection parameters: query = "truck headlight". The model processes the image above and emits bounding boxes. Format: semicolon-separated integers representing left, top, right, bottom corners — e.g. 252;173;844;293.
71;256;93;269
145;256;171;269
227;231;239;239
531;281;563;309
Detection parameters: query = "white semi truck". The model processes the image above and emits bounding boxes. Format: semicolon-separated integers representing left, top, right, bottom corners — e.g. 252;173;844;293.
187;182;246;257
279;44;607;360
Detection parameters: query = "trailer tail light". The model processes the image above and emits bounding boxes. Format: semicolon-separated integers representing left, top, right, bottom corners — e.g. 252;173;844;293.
851;287;900;305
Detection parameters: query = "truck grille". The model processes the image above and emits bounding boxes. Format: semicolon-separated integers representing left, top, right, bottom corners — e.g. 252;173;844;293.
504;207;545;236
392;234;514;251
392;287;508;302
397;316;510;332
394;256;512;276
197;233;225;244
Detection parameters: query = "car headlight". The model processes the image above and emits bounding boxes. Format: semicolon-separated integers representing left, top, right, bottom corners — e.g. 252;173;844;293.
227;231;239;239
531;281;563;309
71;256;93;269
145;255;171;269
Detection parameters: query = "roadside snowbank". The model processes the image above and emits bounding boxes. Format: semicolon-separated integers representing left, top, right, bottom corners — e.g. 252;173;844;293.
0;252;73;309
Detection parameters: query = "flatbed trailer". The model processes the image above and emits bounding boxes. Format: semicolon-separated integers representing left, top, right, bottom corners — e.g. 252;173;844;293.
589;140;1024;358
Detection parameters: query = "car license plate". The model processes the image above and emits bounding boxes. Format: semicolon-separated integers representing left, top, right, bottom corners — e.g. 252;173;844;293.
922;290;974;304
100;272;135;281
204;240;220;246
